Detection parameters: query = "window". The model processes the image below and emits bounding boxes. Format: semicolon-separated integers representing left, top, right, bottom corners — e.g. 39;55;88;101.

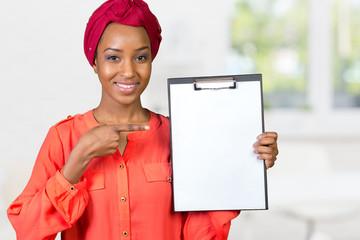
333;0;360;108
230;0;308;109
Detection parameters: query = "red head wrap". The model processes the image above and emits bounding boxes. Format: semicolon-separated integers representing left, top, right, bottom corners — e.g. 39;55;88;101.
84;0;162;66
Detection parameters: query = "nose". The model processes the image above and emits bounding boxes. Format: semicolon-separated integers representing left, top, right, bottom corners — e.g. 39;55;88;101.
120;59;136;79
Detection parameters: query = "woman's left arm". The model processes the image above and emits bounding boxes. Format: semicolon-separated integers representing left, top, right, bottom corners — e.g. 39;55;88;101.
253;132;279;169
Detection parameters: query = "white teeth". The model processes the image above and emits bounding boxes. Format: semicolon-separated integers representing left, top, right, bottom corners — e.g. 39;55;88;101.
116;83;136;89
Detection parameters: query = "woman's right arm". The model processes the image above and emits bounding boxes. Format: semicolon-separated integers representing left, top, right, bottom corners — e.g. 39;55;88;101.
8;124;148;240
7;126;89;240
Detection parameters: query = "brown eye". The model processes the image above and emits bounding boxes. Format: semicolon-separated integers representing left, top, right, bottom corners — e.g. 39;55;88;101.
107;55;119;61
136;55;149;62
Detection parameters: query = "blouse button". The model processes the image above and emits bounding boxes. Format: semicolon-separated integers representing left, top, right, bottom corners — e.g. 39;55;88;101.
123;231;128;236
70;186;75;191
121;197;126;202
167;177;172;182
119;164;124;169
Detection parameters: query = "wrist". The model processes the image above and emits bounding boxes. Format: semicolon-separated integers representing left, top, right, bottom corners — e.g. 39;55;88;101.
73;140;95;164
62;142;93;184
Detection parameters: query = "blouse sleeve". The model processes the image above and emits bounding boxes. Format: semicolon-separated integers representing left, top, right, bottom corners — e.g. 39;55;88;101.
182;210;240;240
7;126;89;240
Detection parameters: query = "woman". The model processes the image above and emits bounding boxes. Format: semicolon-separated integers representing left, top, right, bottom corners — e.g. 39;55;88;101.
7;0;279;239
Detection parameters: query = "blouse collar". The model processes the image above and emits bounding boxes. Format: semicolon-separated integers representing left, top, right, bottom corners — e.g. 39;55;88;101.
83;109;161;141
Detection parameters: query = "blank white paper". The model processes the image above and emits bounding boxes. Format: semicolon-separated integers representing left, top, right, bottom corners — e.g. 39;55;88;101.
169;76;267;211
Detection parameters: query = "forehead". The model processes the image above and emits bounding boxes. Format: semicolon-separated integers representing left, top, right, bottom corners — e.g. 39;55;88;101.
98;22;151;47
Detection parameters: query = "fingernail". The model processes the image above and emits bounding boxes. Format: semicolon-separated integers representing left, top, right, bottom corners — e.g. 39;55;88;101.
144;125;150;130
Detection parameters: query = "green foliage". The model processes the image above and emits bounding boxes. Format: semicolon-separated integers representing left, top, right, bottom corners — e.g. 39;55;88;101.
231;0;308;94
332;1;360;95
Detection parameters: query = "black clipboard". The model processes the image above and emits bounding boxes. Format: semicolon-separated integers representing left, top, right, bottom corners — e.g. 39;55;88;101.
167;74;268;212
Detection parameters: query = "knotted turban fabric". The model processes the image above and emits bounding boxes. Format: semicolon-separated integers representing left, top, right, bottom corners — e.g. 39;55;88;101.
84;0;162;66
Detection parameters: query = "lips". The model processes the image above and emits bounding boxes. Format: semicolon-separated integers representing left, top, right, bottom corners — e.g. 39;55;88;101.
114;82;139;94
116;83;136;89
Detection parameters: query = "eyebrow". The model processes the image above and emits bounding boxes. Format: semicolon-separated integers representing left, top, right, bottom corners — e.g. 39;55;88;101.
103;46;150;53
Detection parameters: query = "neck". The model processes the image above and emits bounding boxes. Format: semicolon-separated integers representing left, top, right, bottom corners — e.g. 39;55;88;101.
93;98;150;125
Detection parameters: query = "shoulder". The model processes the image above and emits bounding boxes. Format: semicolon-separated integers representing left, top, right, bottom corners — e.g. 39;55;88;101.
53;114;76;127
52;110;93;134
147;111;170;138
158;113;169;123
150;111;169;126
53;113;79;129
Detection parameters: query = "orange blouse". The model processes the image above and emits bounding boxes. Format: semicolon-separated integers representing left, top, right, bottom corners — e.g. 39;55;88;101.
8;110;239;240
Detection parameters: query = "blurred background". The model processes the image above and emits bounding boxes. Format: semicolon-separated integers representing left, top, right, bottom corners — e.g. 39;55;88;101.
1;0;360;239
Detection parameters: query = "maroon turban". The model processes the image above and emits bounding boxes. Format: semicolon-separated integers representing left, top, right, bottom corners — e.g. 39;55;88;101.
84;0;162;66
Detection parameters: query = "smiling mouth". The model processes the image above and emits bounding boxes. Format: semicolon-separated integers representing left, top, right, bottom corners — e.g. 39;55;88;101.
116;83;137;88
114;82;139;94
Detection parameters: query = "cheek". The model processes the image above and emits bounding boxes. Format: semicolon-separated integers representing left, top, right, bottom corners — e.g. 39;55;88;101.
98;64;118;82
139;64;152;81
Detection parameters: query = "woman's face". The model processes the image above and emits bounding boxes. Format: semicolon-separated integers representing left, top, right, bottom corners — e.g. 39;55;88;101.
93;22;152;107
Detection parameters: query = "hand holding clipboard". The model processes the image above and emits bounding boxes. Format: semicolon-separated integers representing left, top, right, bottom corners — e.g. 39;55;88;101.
168;74;278;212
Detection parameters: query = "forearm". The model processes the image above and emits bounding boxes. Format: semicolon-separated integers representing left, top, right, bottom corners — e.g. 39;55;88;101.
7;124;92;239
8;172;89;240
62;142;94;184
182;210;240;240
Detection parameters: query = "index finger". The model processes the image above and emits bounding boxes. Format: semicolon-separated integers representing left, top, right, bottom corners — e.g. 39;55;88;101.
112;124;150;132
